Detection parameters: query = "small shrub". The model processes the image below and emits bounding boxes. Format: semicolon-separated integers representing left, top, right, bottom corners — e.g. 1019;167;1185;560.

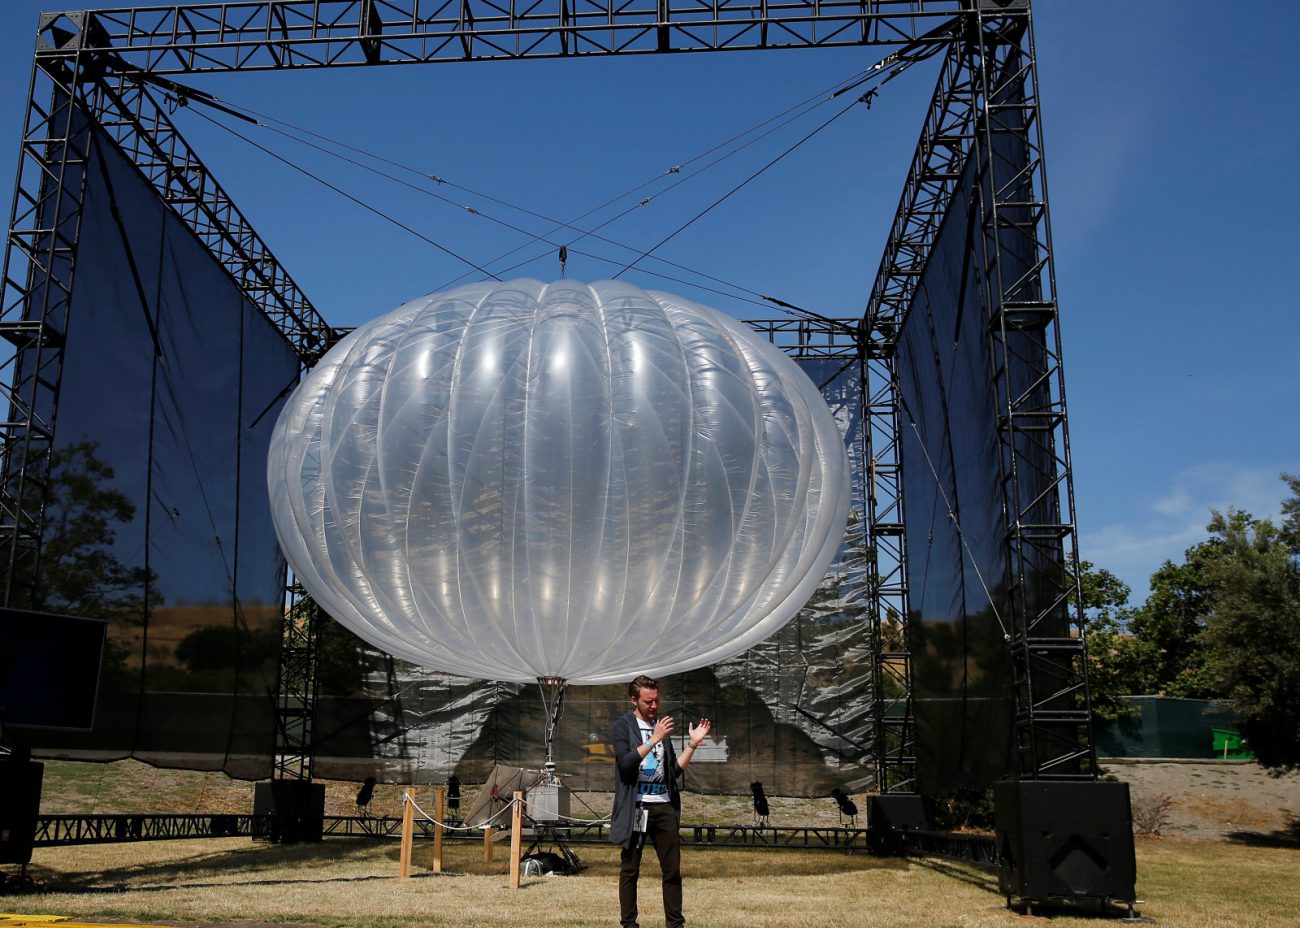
1132;792;1175;836
928;787;995;831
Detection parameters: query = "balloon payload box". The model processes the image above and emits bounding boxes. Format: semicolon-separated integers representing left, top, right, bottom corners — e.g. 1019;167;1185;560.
526;781;571;823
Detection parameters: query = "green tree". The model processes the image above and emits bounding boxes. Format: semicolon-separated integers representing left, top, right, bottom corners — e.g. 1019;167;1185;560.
1125;550;1217;698
1279;471;1300;552
1197;501;1300;772
1077;561;1149;721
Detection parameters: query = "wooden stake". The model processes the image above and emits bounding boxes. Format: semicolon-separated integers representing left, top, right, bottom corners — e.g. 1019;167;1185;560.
483;826;495;863
508;790;524;889
432;786;446;874
399;791;415;878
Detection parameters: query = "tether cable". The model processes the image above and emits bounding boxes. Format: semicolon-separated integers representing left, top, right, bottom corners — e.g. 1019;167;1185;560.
164;60;922;320
188;105;800;315
184;83;854;307
611;90;876;280
188;108;501;281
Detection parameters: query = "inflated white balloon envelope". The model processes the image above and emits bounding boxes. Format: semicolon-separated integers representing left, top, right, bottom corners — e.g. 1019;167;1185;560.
268;279;849;684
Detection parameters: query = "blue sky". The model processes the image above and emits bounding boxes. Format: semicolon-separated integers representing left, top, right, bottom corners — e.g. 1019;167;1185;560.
2;1;1297;605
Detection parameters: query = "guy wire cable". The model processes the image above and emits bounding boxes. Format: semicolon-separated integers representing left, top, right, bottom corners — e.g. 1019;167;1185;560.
610;89;875;281
204;62;875;244
188;102;817;317
187;108;502;282
181;67;870;304
164;58;917;318
608;37;946;280
199;107;777;309
165;49;937;331
170;55;908;303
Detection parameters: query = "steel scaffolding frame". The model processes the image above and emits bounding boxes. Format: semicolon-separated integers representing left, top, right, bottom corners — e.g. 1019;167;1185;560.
0;49;332;606
863;2;1093;784
37;1;965;73
1;0;1092;792
861;35;978;797
963;8;1093;779
745;316;895;787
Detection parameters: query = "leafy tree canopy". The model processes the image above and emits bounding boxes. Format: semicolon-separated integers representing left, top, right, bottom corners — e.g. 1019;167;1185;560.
1085;474;1300;771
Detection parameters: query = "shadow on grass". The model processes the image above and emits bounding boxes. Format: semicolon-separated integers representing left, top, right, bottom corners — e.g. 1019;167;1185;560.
909;860;1148;923
1224;817;1300;849
33;839;394;891
684;848;910;880
41;872;398;895
905;857;999;895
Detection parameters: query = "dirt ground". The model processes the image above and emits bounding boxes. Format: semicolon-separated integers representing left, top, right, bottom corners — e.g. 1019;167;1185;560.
1101;759;1300;841
35;757;1300;842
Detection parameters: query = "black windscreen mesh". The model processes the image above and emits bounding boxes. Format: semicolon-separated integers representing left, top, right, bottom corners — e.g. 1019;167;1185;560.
311;356;876;796
895;51;1070;790
8;109;926;797
896;147;1016;795
16;116;299;778
12;114;879;795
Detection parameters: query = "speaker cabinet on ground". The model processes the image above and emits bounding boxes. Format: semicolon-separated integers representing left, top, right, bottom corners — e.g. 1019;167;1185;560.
994;780;1137;906
253;780;326;843
0;758;43;865
867;793;931;856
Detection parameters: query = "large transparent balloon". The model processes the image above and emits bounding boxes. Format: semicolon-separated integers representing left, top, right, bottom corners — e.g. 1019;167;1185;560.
268;279;849;684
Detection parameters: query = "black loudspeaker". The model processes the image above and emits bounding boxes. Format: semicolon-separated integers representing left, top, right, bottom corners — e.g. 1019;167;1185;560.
253;780;326;843
994;780;1137;906
867;793;930;856
0;758;43;865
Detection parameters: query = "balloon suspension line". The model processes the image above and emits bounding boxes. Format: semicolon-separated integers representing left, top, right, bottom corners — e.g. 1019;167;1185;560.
538;676;567;783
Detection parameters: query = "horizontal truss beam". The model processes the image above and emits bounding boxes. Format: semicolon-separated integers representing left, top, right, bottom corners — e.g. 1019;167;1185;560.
35;813;869;850
38;2;966;74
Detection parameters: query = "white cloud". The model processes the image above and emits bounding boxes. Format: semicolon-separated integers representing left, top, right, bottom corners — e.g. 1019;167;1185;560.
1079;463;1289;600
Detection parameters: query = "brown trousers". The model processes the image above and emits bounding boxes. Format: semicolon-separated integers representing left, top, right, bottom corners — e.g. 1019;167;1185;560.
619;802;682;928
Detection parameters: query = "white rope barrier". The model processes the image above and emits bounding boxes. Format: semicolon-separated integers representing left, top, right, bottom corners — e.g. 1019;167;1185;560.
402;791;612;829
404;792;518;831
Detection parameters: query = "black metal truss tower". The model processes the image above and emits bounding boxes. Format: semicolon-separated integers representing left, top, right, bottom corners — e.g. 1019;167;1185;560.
867;4;1094;783
2;0;1093;787
746;318;902;789
966;10;1094;780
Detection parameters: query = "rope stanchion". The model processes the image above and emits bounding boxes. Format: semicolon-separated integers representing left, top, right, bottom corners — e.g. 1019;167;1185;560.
393;785;608;883
509;790;524;890
405;792;515;831
432;786;446;873
399;791;415;878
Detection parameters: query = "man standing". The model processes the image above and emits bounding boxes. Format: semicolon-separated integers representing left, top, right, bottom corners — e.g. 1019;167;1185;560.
610;675;711;928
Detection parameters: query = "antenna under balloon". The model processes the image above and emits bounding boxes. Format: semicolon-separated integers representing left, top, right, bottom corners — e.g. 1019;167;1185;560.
538;676;567;782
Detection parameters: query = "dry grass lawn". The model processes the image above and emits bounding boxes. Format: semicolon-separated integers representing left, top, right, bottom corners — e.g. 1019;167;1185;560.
6;834;1298;928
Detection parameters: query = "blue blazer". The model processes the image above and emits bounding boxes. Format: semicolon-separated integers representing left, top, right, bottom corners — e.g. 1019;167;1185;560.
609;709;682;848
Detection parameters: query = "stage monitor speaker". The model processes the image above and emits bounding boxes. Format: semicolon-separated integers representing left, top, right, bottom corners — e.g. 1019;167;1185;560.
867;793;930;856
994;780;1137;905
253;780;325;844
0;758;44;865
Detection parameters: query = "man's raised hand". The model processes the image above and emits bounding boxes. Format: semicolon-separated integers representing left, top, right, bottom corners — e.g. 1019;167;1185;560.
652;715;674;744
688;718;712;747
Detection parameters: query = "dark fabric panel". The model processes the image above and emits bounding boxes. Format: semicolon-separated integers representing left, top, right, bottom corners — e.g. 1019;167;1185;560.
18;115;295;777
897;145;1016;794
